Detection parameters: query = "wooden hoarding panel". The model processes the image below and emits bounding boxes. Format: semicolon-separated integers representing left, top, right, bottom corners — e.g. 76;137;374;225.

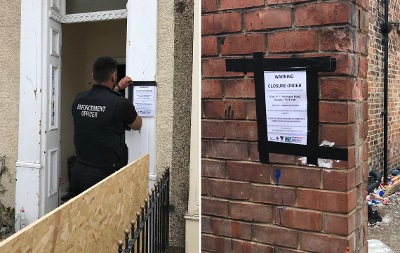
0;154;149;253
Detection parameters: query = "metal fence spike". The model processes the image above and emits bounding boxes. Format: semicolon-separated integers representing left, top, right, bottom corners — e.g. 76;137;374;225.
118;169;170;253
124;229;129;249
117;240;123;253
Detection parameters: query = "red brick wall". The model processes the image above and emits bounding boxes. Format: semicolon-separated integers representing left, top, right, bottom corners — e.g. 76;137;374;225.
201;1;369;252
368;1;400;173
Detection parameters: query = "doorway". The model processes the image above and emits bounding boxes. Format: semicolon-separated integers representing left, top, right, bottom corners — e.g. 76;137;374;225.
60;19;127;199
17;0;157;229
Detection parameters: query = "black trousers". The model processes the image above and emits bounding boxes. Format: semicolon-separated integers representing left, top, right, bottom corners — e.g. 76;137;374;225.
71;161;118;196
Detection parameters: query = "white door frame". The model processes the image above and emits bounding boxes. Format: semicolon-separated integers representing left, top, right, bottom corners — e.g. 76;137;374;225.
16;0;158;230
125;0;158;190
16;0;56;230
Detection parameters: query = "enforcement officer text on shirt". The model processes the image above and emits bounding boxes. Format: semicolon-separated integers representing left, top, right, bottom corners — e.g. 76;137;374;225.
76;104;106;118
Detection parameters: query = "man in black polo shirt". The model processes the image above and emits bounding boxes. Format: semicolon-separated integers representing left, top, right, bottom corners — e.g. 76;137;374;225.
71;56;142;196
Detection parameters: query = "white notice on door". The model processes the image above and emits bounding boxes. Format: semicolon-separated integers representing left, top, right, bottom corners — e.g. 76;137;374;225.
133;86;155;117
264;70;307;145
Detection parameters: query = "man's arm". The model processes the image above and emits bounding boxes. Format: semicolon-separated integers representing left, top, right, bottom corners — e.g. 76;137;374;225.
127;115;142;130
117;94;142;131
114;75;142;130
120;98;142;130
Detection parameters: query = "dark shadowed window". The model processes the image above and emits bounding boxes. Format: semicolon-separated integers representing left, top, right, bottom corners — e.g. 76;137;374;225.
66;0;128;14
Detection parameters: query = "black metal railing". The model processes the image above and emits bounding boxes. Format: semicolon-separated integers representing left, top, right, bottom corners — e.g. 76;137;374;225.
117;168;170;253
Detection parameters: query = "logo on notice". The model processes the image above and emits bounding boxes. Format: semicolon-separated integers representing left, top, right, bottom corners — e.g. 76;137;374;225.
275;74;294;79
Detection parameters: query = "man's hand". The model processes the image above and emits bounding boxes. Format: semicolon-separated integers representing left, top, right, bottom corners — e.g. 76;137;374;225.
115;76;133;91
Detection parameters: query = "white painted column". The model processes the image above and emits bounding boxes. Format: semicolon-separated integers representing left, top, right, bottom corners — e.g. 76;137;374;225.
125;0;158;191
185;0;200;251
15;0;44;230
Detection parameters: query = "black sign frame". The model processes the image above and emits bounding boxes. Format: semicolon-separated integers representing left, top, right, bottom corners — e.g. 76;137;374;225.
226;52;348;165
127;81;157;103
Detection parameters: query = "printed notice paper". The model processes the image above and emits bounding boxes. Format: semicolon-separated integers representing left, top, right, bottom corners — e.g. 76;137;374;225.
133;86;155;117
264;70;308;145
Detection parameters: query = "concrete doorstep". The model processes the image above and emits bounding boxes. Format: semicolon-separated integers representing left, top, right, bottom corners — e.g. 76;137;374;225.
368;239;394;253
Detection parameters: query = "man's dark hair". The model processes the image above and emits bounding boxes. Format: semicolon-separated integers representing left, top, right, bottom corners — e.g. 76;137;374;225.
93;56;117;83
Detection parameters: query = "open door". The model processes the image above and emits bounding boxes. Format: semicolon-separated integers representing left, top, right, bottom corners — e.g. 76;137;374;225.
16;0;62;230
18;0;156;229
125;0;158;190
43;12;62;214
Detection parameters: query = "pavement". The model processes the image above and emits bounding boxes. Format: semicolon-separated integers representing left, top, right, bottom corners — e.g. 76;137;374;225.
369;240;394;253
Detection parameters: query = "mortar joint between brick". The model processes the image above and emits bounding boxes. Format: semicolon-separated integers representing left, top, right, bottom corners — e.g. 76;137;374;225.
220;79;226;98
216;0;221;11
296;225;301;249
318;28;321;52
264;33;268;55
245;24;347;36
292;23;357;31
222;121;227;141
204;5;281;15
320;167;323;189
300;231;353;240
266;0;319;9
290;7;295;28
205;177;210;195
249;182;253;201
202;97;255;101
320;211;325;233
296;185;358;194
269;204;362;217
319;100;355;104
319;76;357;81
202;77;250;81
320;123;357;128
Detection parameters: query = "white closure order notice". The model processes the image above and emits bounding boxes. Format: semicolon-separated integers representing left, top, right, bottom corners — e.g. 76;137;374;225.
264;70;308;145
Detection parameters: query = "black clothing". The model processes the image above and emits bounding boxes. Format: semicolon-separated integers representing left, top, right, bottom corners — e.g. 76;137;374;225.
368;205;382;225
71;161;119;196
114;95;138;129
72;84;137;170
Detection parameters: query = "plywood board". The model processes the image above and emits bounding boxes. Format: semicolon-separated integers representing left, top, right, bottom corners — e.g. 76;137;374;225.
0;154;149;253
383;181;400;198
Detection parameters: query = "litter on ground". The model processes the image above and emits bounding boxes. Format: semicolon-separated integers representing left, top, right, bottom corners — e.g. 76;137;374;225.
368;170;400;252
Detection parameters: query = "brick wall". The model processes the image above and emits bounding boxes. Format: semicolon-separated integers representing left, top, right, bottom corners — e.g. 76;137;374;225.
201;0;369;252
368;1;400;173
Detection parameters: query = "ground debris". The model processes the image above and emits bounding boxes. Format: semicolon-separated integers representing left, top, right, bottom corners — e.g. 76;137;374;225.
368;193;400;250
0;202;15;239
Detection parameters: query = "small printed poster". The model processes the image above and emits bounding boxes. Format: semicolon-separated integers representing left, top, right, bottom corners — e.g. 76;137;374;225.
133;86;155;117
264;70;308;145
